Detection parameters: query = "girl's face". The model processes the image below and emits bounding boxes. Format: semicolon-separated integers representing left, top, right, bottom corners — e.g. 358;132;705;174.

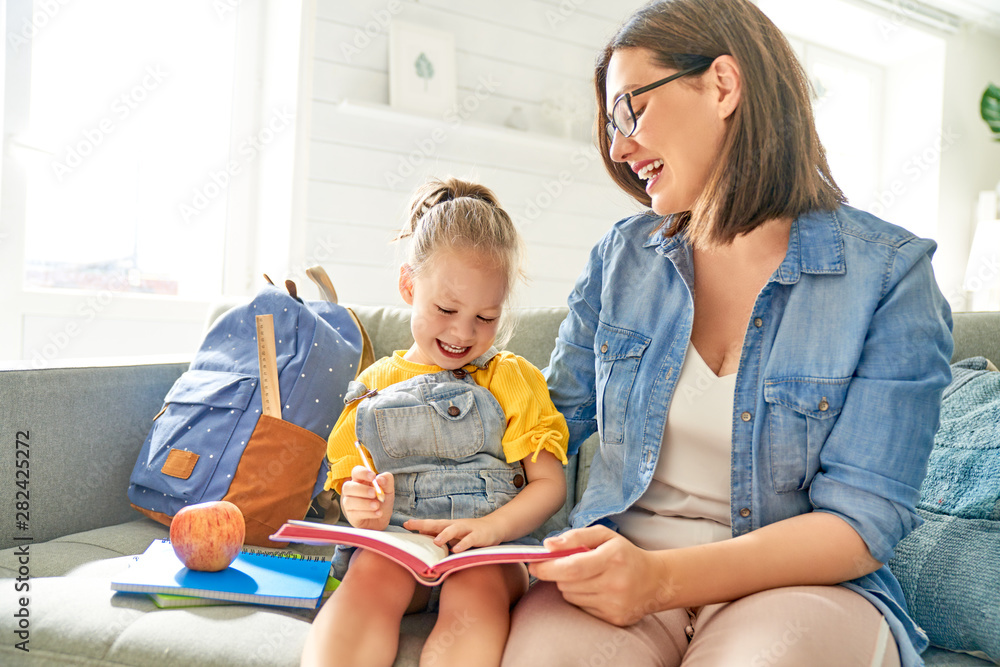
399;249;506;370
605;47;734;216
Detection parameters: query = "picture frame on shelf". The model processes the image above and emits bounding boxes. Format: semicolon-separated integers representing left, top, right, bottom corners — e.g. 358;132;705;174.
389;21;457;118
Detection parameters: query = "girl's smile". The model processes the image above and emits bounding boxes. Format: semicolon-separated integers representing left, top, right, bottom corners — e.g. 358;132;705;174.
399;249;506;370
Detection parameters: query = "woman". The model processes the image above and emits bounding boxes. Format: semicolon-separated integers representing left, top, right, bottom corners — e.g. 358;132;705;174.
501;1;953;666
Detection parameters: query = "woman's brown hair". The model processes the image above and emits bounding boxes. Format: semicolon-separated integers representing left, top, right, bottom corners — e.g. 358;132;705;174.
595;0;845;246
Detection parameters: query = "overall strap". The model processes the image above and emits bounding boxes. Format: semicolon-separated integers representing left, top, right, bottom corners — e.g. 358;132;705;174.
465;346;501;371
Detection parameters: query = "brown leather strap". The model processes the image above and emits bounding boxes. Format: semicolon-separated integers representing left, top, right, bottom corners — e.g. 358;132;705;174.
306;266;339;303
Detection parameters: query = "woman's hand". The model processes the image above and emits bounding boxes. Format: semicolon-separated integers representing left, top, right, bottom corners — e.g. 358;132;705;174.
339;466;394;531
403;516;505;552
529;526;675;626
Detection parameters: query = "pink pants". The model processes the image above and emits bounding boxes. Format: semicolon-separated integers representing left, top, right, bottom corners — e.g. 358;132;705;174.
501;582;900;667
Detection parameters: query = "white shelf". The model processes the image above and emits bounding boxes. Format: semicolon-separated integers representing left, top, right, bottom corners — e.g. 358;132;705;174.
334;99;597;154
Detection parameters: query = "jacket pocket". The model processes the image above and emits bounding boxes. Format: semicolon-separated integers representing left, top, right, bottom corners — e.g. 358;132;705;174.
133;369;257;498
763;377;849;493
595;322;650;445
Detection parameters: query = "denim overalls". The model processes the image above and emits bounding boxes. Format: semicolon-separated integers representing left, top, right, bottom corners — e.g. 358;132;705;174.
332;347;530;580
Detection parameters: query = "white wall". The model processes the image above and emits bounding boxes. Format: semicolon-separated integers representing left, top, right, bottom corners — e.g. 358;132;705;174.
294;0;645;309
300;0;1000;314
935;24;1000;311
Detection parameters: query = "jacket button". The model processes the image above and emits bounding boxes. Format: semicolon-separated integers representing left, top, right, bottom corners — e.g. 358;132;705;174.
447;406;460;417
741;411;752;422
818;397;829;412
600;343;609;354
452;369;467;379
739;507;751;518
513;474;525;488
754;317;763;328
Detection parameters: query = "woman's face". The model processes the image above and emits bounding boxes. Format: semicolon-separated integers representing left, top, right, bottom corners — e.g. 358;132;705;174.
605;48;732;216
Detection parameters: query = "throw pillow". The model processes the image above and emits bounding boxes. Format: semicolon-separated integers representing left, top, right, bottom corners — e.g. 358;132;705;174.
889;509;1000;662
918;357;1000;520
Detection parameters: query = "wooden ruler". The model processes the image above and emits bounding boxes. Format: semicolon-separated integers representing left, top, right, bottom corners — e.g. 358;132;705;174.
255;314;282;419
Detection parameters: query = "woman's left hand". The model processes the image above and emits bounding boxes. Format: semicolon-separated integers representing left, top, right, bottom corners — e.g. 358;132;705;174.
529;525;675;626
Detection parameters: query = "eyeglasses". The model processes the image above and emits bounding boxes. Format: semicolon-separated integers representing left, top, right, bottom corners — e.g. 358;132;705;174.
605;57;715;144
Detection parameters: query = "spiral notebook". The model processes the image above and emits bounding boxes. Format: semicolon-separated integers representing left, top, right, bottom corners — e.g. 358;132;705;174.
111;539;331;609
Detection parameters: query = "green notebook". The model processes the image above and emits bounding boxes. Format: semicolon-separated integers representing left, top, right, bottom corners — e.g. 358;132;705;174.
148;576;340;609
112;539;331;610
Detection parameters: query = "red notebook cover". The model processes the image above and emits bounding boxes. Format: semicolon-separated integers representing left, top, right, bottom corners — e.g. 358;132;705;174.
269;520;585;585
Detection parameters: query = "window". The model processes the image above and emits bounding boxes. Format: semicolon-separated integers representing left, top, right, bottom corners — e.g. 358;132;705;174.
804;44;884;210
1;0;304;363
20;1;237;297
774;0;947;240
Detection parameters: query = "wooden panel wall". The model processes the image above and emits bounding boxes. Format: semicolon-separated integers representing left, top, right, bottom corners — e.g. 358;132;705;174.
301;0;647;308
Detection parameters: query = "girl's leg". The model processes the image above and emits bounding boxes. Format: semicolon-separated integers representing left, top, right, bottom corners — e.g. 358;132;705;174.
501;581;692;667
420;563;528;667
301;549;425;667
682;585;900;667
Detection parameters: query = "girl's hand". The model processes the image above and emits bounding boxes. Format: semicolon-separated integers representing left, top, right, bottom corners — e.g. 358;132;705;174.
339;466;394;531
528;525;676;626
403;517;505;552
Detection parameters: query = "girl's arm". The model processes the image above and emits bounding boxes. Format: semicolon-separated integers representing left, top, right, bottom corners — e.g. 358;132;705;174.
403;449;566;552
530;511;879;626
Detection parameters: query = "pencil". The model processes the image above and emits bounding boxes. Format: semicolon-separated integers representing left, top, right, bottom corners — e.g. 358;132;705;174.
353;440;385;502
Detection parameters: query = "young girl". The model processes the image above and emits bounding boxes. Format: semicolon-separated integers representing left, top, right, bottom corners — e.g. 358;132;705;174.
300;177;569;667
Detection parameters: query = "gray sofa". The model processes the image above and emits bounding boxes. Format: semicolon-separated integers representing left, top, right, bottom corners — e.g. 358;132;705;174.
0;306;997;667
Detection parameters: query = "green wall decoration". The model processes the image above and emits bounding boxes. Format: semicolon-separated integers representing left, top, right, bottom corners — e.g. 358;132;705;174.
414;53;435;92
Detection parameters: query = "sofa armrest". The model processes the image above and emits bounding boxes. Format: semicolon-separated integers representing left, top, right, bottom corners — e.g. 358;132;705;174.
0;358;188;550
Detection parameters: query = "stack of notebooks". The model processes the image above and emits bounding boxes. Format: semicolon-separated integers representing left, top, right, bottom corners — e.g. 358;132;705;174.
111;539;337;610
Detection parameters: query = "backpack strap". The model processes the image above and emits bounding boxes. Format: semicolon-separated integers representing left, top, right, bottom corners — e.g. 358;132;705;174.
307;265;375;373
306;266;339;303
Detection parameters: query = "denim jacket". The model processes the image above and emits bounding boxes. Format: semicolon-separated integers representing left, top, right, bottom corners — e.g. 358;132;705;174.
545;205;953;667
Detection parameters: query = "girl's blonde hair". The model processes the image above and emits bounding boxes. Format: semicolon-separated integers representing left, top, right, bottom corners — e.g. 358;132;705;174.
396;177;525;347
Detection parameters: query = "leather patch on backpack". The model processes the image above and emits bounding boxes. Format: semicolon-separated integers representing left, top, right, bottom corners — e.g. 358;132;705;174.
162;449;199;479
224;414;328;547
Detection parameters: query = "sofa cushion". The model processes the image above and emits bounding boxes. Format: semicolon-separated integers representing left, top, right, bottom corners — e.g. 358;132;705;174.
0;521;434;667
0;519;170;579
923;647;997;666
951;312;1000;367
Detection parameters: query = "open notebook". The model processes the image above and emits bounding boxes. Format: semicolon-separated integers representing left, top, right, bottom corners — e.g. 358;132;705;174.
269;521;586;585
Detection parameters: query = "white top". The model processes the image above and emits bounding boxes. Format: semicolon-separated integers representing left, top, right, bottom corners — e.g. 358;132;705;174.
613;344;735;551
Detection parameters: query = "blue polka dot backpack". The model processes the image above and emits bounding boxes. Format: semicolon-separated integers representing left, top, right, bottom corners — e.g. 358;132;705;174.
127;267;373;546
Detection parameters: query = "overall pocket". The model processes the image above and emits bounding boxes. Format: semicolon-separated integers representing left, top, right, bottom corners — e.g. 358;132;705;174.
374;385;485;460
132;369;257;499
763;377;849;493
594;322;650;445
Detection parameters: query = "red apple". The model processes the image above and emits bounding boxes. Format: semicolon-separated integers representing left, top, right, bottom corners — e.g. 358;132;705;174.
169;500;246;571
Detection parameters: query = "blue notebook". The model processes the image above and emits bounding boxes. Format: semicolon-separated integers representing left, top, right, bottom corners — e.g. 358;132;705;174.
111;539;331;609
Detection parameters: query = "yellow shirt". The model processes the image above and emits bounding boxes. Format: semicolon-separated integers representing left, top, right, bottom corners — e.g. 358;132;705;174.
325;350;569;492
